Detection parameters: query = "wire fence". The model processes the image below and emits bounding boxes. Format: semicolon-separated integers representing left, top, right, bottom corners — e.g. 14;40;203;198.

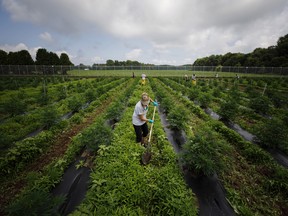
0;65;287;76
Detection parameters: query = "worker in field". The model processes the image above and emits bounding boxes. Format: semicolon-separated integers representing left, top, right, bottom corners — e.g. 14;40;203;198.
141;73;146;85
192;74;197;85
184;74;189;81
132;92;158;145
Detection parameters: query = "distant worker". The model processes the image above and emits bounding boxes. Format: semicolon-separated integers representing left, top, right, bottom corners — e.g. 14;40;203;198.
215;73;219;78
141;73;146;85
132;92;158;145
184;74;189;81
132;72;135;78
191;74;197;85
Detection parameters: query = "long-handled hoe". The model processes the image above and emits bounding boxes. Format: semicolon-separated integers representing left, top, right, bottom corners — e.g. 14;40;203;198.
141;105;157;165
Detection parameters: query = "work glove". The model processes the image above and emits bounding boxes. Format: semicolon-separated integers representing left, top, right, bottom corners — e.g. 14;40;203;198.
148;119;154;123
152;101;158;106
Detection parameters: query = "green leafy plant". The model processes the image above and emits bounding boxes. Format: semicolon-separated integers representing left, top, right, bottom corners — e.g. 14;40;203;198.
40;105;60;129
245;85;259;98
67;95;84;112
76;160;85;170
84;88;95;102
249;95;271;115
219;98;239;122
56;85;67;100
188;87;200;101
160;96;174;113
83;119;113;151
3;93;27;116
255;117;288;149
7;189;65;216
228;85;241;101
266;88;287;109
180;127;224;176
70;112;84;124
167;105;187;131
197;92;212;108
212;87;221;97
105;101;123;121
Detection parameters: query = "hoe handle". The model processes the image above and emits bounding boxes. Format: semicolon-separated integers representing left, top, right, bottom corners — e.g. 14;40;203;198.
148;106;157;143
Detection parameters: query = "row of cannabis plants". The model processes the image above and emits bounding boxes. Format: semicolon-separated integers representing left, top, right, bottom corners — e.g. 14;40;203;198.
71;81;198;215
0;77;112;120
0;78;129;176
162;77;288;155
4;77;138;215
0;78;123;150
151;77;288;215
0;76;78;91
0;77;112;118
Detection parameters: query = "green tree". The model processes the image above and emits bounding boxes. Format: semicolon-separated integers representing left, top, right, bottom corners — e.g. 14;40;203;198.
36;48;50;65
106;59;114;66
222;52;245;66
7;50;34;65
18;50;34;65
276;34;288;57
36;48;60;65
245;54;260;66
0;49;8;64
59;53;73;65
49;52;60;65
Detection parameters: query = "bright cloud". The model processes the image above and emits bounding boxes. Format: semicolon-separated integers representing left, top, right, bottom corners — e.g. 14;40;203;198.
0;43;28;52
0;43;41;60
91;56;104;63
39;32;53;42
125;49;142;60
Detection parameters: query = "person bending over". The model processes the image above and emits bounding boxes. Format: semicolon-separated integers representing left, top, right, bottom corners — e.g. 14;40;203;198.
132;92;158;145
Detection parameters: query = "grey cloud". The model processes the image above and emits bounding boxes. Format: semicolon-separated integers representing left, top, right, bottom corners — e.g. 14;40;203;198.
2;0;288;63
3;0;287;36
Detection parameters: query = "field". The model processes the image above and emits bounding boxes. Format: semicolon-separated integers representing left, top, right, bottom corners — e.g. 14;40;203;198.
0;72;288;215
67;69;285;78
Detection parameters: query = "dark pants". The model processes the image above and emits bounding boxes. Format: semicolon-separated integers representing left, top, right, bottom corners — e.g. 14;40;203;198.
133;123;148;143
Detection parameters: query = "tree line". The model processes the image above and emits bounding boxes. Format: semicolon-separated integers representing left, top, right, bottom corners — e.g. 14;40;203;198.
1;34;287;68
94;59;153;67
193;34;288;67
0;48;73;66
0;48;74;75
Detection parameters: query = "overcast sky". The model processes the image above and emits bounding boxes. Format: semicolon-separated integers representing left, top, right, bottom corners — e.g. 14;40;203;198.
0;0;288;65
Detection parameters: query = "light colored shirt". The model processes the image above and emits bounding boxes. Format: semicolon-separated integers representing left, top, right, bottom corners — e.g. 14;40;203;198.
132;101;149;126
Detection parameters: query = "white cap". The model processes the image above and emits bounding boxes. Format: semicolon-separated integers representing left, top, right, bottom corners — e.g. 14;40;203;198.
141;93;149;105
